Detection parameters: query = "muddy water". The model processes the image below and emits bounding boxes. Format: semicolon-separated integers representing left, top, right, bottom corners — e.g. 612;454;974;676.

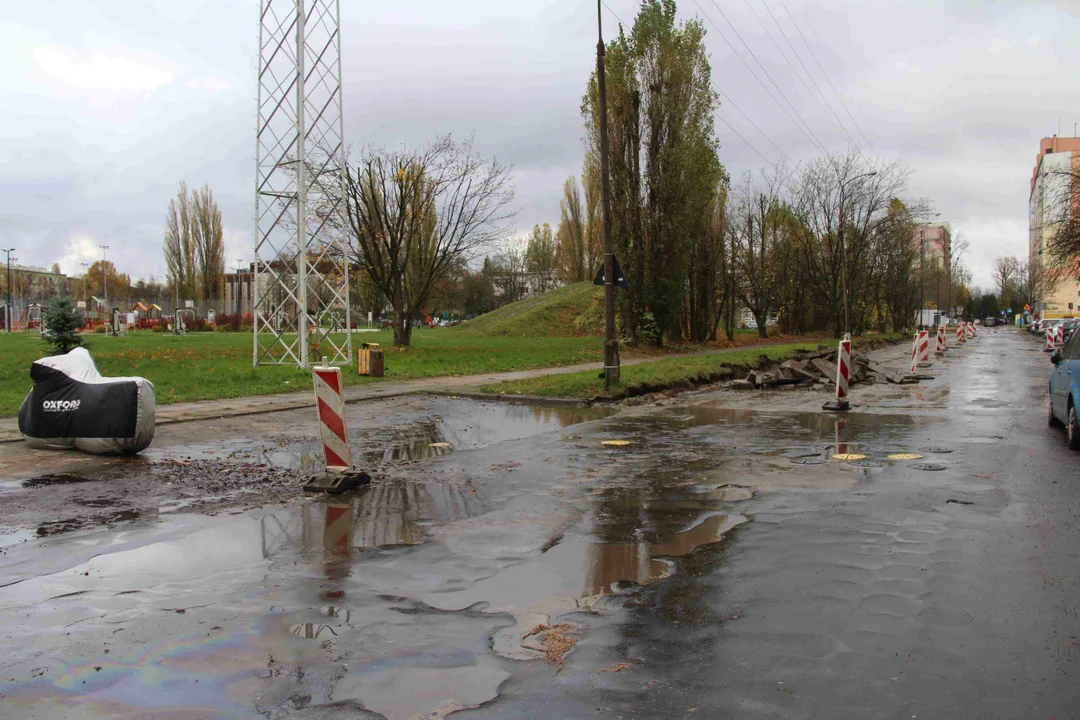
0;397;939;719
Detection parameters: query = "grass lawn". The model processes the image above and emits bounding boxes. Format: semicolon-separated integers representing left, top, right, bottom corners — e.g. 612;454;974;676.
0;330;604;416
479;333;909;399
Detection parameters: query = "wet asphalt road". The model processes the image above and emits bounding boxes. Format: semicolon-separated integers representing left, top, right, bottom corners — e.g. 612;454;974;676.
0;328;1078;719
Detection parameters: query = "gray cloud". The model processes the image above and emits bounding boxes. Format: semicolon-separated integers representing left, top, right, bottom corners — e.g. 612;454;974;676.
1;0;1077;291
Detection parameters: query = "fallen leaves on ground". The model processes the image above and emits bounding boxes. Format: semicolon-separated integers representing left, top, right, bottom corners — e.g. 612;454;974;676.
523;623;580;669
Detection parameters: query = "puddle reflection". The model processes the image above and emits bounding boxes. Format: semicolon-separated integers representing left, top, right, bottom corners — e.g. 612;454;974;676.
585;513;745;596
360;403;614;464
258;478;485;579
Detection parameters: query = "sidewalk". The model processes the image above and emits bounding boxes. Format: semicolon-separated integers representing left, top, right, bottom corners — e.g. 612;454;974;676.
0;337;824;443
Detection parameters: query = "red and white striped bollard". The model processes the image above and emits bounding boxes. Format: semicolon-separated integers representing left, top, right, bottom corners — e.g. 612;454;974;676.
823;333;852;411
305;358;372;493
917;329;931;364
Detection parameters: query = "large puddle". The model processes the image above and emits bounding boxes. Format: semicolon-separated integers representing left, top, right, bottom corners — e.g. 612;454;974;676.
0;398;943;718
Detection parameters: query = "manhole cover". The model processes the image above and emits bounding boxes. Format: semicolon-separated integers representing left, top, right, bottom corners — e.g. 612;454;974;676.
888;453;924;460
832;453;867;461
790;457;826;465
910;463;947;471
849;460;883;468
920;447;954;454
601;440;633;447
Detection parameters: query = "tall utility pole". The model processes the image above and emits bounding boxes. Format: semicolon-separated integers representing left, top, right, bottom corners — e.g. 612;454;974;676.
4;248;14;333
837;172;876;336
100;244;110;313
597;0;620;387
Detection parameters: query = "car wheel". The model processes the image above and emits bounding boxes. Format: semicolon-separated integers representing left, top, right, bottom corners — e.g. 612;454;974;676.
1050;398;1063;427
1069;404;1080;451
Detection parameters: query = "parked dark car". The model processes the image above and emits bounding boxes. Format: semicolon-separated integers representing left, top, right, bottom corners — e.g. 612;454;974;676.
1061;318;1080;343
983;317;997;327
1048;331;1080;448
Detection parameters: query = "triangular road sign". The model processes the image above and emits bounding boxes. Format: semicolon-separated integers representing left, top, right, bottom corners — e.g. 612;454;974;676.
593;254;629;288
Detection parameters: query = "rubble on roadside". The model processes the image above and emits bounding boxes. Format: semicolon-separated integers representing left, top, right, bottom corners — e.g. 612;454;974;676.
731;345;917;390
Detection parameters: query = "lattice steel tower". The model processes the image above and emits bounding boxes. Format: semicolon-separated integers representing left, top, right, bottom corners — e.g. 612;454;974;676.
254;0;351;367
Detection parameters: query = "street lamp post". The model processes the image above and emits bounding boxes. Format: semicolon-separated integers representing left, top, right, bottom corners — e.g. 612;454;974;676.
837;172;877;336
3;248;15;333
235;259;244;316
99;244;110;315
80;262;89;324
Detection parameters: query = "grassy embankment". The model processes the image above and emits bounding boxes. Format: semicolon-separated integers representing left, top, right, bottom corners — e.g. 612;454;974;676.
480;333;908;399
0;282;899;414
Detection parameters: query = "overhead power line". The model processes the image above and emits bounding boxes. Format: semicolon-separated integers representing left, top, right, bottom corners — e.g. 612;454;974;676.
778;0;877;154
700;0;830;156
752;0;859;149
691;0;826;156
715;113;778;169
717;88;795;168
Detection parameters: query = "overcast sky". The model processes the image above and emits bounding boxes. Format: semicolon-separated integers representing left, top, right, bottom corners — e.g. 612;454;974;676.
1;0;1077;290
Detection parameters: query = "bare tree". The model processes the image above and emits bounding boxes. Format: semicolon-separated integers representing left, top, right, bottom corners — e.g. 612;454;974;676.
730;169;788;338
992;256;1019;303
491;238;529;305
1044;166;1080;274
342;135;516;346
791;150;909;336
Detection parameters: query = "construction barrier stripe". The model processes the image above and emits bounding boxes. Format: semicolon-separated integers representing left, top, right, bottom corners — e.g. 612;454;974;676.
318;397;348;443
835;334;851;401
324;504;353;550
312;365;352;470
314;368;341;394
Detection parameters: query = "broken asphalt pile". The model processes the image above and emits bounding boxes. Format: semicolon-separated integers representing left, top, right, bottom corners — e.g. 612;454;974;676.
732;343;918;391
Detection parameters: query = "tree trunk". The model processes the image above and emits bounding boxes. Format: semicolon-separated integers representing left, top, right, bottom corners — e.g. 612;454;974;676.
393;302;411;347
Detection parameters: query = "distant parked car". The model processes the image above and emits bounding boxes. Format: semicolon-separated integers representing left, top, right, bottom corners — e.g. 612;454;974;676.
983;317;997;327
1048;332;1080;448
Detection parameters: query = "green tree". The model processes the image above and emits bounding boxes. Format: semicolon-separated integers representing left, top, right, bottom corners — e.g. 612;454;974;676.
582;0;724;345
555;177;590;284
42;297;85;355
525;223;557;293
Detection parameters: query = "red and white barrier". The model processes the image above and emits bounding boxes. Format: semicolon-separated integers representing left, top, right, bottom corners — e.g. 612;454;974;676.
1047;326;1056;352
956;325;965;345
969;321;977;338
917;329;931;364
910;333;919;374
1055;325;1064;349
834;333;851;405
935;325;947;353
313;362;352;470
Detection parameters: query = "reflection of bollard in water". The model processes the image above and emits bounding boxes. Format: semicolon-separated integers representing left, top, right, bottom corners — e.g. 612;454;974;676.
322;502;353;581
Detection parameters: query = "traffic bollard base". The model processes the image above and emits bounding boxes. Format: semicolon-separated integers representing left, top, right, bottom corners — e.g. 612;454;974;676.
304;469;372;494
822;400;851;412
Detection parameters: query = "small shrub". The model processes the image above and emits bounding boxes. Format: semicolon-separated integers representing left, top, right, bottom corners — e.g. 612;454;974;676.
94;324;108;334
42;297;86;354
151;325;165;333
